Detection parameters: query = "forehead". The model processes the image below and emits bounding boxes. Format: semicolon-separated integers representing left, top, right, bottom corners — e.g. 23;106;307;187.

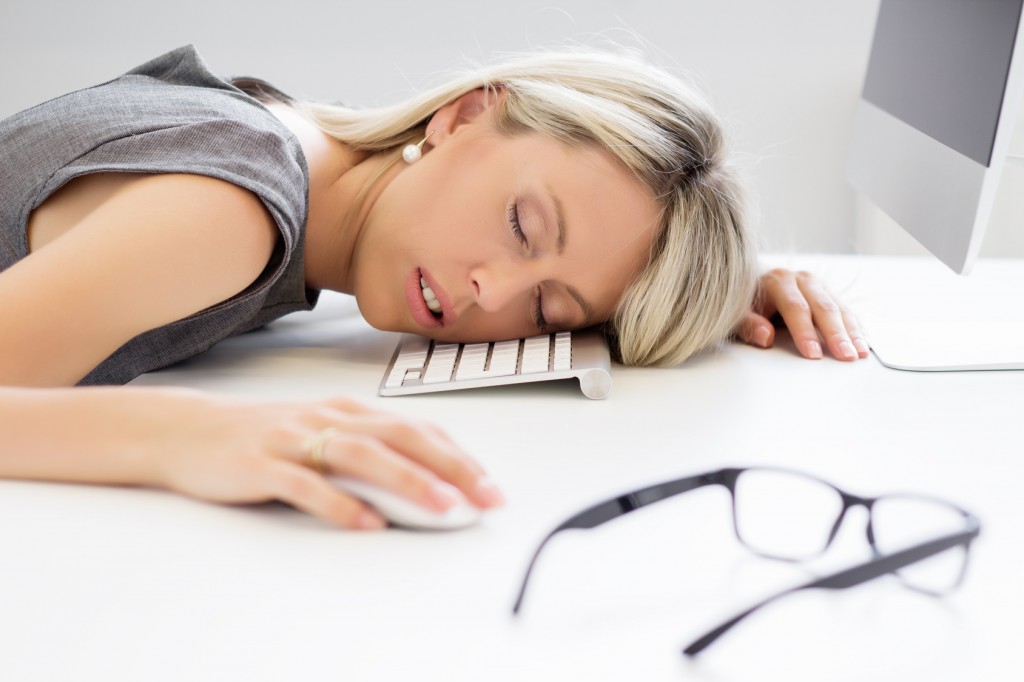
510;134;662;315
509;132;660;230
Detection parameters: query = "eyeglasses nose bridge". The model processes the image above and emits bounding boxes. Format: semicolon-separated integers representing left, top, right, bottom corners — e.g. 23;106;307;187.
824;492;873;550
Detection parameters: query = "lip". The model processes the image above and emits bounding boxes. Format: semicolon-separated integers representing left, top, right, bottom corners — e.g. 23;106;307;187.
405;268;457;329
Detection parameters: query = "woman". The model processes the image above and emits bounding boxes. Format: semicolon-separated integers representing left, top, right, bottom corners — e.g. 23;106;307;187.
0;46;867;529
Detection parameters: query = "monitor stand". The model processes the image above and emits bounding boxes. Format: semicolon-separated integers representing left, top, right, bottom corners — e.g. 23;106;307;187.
848;155;1024;372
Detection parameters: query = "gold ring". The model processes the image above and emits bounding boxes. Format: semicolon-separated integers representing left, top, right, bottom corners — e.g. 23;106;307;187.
305;427;338;475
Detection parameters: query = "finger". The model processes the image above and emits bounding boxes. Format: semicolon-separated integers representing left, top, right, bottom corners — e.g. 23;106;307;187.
794;272;859;361
841;307;871;358
735;310;775;348
335;414;503;509
258;458;387;531
753;269;785;319
761;271;823;359
325;395;373;416
321;430;476;512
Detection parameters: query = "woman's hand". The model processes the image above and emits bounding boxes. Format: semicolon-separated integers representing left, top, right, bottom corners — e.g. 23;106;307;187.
734;269;870;361
0;386;503;531
149;391;504;530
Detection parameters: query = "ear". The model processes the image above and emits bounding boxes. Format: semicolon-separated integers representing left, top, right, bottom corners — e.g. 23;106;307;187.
425;87;503;148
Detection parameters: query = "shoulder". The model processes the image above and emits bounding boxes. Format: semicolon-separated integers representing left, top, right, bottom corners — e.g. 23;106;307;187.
0;173;277;386
4;46;309;195
91;173;279;303
124;45;237;93
40;172;278;321
26;57;310;243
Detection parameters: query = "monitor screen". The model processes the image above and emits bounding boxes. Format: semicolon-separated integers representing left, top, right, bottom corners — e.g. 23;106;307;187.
847;0;1024;274
862;0;1023;167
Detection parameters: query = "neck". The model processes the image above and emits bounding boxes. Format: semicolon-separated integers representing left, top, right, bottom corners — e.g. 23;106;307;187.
264;101;402;294
304;150;402;293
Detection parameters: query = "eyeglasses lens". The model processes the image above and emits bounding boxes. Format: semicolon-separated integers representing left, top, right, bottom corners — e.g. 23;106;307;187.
871;496;970;594
732;469;844;560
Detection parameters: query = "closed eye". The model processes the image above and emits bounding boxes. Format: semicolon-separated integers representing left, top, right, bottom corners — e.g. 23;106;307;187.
508;200;555;331
533;287;548;331
508;202;528;246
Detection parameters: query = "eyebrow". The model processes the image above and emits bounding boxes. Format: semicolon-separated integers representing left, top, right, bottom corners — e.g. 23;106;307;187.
546;187;594;327
550;189;567;254
567;285;594;327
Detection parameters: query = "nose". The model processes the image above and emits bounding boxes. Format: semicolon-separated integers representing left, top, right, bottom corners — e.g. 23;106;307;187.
468;259;540;313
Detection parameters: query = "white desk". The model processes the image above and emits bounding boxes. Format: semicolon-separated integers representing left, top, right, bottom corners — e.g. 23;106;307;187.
2;256;1021;682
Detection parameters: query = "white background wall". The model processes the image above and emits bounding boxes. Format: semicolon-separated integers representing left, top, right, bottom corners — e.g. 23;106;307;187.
3;0;1020;259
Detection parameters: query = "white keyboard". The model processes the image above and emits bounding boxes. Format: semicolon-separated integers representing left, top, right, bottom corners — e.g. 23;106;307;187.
378;327;612;399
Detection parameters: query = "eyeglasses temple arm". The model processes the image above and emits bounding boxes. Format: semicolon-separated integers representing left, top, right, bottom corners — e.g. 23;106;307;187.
512;470;734;615
682;527;979;656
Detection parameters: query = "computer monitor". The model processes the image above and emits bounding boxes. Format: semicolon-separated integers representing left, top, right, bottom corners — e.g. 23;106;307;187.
847;0;1024;275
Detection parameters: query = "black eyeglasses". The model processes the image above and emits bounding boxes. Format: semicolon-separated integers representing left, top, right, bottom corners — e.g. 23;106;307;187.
511;466;980;656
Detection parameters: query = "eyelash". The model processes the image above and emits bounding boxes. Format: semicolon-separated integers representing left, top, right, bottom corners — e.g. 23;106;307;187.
508;202;548;331
507;203;528;246
532;289;548;332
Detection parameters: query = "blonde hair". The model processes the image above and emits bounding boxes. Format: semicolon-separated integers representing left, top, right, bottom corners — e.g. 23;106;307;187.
298;49;758;367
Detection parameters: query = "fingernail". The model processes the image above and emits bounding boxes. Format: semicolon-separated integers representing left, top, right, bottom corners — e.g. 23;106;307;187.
355;511;387;530
803;340;823;359
838;340;857;360
754;325;772;347
473;477;505;508
853;338;870;356
427;481;465;510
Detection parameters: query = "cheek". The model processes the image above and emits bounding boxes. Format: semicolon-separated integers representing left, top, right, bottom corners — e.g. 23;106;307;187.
435;310;533;343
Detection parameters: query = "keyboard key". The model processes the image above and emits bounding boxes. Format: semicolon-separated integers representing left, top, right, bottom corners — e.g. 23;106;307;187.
487;340;520;377
521;335;551;374
386;337;430;387
554;332;571;370
398;336;429;358
455;343;490;379
493;339;521;355
422;344;458;384
385;368;405;388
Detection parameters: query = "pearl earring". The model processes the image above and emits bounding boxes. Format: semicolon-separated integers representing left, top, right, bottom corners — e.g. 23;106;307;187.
402;131;433;164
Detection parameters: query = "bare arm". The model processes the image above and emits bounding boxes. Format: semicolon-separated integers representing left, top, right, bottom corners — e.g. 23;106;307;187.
0;174;503;526
0;386;502;529
0;173;277;386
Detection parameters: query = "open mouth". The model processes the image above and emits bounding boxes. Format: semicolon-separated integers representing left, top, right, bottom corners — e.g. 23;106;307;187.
420;276;443;319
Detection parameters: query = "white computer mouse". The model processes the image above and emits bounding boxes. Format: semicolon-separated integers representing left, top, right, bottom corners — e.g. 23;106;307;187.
330;477;482;531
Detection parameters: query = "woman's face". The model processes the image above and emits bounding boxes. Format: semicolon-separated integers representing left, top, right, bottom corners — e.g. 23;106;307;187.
348;95;661;343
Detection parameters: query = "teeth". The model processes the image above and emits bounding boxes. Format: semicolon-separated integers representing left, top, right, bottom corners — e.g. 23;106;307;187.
420;276;442;314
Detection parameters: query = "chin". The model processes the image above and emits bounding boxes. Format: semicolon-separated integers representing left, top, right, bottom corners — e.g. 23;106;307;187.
352;296;395;333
